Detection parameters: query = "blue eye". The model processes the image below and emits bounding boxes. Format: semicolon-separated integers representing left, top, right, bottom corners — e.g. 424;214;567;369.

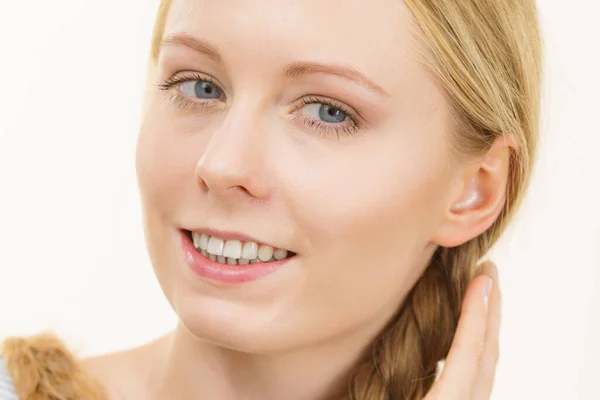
180;80;222;99
319;104;347;123
302;103;348;124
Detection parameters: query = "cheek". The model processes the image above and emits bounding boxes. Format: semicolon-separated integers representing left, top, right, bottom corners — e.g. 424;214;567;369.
135;105;203;221
287;137;451;256
279;131;453;320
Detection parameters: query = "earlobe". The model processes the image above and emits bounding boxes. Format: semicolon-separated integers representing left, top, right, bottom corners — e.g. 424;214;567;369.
433;136;515;248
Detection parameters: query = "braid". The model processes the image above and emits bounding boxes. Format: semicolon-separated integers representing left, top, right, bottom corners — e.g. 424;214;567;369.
2;333;107;400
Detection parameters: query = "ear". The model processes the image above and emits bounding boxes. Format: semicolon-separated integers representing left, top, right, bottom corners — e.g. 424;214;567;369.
432;135;516;248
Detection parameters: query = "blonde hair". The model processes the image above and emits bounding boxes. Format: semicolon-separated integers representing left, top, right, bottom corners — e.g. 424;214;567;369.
2;333;107;399
148;1;543;399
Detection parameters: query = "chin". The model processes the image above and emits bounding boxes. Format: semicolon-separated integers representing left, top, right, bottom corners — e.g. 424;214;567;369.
172;291;297;354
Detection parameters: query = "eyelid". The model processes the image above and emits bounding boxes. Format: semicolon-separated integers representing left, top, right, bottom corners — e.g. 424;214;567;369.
291;95;363;129
293;95;358;117
157;71;227;99
156;71;228;112
287;96;363;139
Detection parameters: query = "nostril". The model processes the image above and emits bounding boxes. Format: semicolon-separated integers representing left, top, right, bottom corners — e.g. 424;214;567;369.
231;185;252;196
196;176;210;191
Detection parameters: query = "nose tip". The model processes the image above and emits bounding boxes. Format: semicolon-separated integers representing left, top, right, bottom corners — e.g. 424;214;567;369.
194;143;270;200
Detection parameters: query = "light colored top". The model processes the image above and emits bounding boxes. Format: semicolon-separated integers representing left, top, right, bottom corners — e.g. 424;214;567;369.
0;358;17;400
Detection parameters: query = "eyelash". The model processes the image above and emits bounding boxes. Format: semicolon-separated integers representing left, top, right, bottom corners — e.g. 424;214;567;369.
156;74;362;138
156;73;223;111
292;96;360;139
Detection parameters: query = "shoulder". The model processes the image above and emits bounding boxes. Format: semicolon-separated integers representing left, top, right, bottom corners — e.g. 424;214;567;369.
0;357;17;400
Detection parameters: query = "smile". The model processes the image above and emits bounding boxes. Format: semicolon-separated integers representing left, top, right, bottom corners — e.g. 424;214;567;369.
185;230;296;265
180;229;297;284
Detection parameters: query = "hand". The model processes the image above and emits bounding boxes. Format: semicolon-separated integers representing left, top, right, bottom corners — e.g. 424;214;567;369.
425;261;501;400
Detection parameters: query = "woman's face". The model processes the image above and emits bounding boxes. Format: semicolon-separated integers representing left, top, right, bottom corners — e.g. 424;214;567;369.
137;0;462;352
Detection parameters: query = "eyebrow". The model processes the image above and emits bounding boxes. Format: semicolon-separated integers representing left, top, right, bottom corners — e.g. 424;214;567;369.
283;62;389;97
161;33;389;97
161;33;222;62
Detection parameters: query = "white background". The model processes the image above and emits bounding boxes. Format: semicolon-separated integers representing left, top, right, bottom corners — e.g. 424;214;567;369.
0;1;598;399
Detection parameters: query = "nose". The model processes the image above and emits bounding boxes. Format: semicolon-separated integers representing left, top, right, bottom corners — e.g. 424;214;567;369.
195;103;270;200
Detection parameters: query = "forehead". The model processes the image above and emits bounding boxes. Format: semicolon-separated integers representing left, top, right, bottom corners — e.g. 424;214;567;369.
162;0;420;82
165;0;411;39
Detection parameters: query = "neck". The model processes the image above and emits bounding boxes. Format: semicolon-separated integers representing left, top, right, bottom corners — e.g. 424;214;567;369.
146;318;388;400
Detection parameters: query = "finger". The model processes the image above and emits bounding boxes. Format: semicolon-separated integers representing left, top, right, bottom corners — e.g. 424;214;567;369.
474;261;502;399
428;272;492;399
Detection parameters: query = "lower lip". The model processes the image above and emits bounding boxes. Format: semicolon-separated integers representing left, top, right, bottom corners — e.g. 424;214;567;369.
180;230;293;284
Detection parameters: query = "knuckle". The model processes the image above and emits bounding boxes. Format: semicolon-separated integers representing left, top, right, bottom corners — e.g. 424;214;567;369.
472;337;485;361
489;338;500;365
454;336;485;364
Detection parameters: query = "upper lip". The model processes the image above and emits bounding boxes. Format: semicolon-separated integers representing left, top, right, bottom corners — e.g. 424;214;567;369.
185;228;293;252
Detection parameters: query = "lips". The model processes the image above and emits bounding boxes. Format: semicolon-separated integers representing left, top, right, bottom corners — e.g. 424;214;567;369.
180;230;296;284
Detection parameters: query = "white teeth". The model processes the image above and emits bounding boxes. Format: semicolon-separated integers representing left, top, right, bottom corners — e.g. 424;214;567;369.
192;232;202;249
242;242;258;259
191;231;293;265
207;237;225;256
223;240;243;259
258;245;274;262
199;234;209;251
273;248;288;261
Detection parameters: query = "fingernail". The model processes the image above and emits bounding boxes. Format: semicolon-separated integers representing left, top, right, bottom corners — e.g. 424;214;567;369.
482;277;493;311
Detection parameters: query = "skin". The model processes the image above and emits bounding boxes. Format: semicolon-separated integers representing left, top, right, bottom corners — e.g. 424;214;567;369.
84;0;511;398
